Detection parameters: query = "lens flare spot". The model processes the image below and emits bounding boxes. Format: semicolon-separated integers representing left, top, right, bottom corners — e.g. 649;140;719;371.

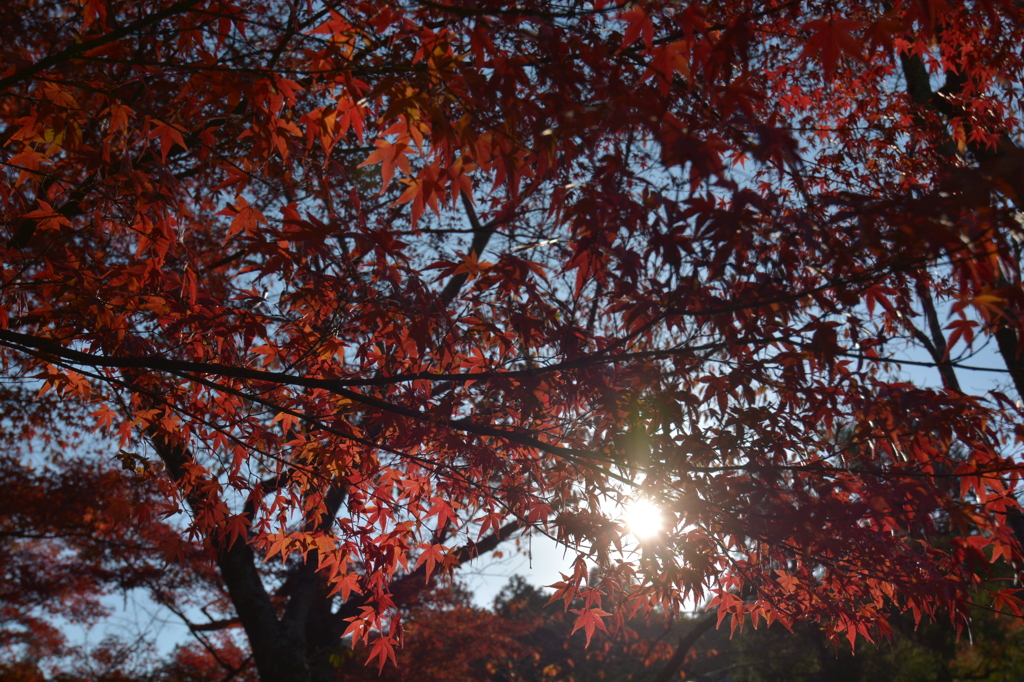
623;498;664;540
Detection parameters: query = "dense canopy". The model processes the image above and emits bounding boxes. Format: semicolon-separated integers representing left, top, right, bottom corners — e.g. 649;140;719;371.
3;0;1024;679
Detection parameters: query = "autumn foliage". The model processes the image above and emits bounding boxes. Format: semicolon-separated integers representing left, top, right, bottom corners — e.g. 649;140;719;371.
4;0;1024;679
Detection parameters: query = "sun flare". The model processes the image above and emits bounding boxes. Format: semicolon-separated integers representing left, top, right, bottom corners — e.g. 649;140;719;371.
622;498;665;541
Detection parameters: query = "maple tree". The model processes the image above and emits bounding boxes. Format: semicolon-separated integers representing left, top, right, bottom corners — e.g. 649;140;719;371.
4;0;1024;679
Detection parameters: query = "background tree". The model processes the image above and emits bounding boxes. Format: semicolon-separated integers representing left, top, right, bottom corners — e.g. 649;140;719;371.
461;576;1024;682
3;0;1024;680
676;589;1024;682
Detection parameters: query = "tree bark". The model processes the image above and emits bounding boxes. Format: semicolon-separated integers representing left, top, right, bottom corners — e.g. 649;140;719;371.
147;429;312;682
900;51;1024;399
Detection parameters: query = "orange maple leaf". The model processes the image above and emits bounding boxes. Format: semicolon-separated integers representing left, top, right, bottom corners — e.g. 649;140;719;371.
570;607;610;647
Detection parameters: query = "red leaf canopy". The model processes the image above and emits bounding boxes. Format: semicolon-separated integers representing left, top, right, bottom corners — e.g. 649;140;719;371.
2;0;1024;668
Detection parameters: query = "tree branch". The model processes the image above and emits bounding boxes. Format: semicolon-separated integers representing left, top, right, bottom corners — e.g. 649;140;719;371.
0;0;205;93
281;485;347;638
190;617;243;632
908;279;962;392
900;49;1024;398
144;423;309;682
649;611;718;682
331;519;524;628
439;193;499;307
